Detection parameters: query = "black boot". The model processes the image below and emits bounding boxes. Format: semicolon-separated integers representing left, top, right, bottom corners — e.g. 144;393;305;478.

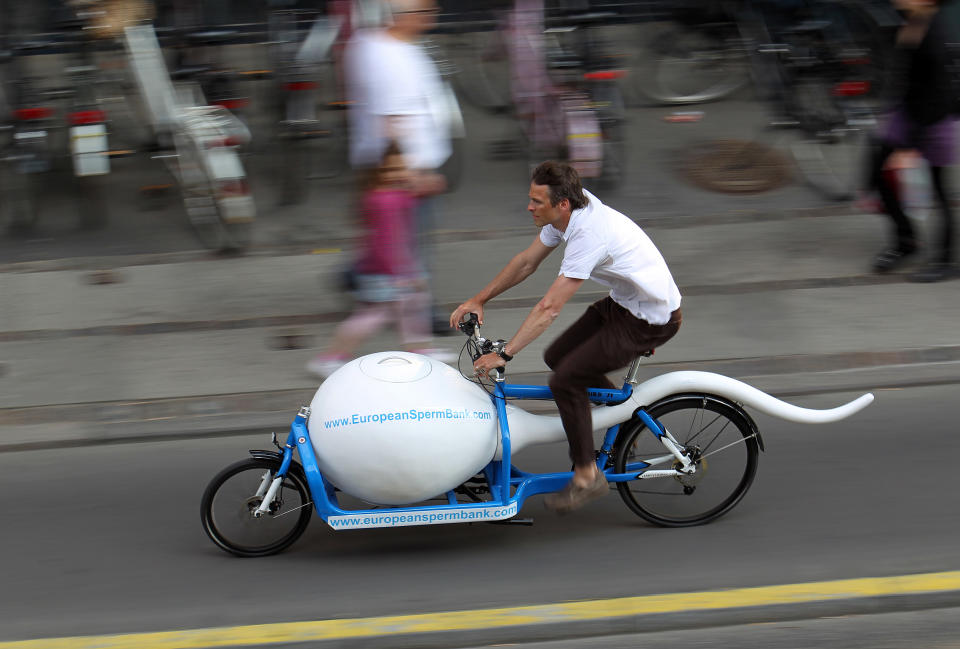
873;241;919;273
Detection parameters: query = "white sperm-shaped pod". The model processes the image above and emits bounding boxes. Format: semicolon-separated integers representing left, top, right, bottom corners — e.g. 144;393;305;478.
504;371;875;457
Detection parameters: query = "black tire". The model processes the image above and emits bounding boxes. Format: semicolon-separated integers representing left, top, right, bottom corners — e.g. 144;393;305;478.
201;457;313;557
614;394;760;527
784;78;871;202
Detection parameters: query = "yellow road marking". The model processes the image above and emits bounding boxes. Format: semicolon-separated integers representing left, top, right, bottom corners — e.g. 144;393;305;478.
4;570;960;649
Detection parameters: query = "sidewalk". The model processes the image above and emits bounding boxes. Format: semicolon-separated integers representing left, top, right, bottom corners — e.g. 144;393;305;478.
2;203;959;450
2;62;959;449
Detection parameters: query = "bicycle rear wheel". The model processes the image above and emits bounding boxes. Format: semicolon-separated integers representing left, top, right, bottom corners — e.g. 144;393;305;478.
449;28;513;113
785;80;873;202
614;394;760;527
174;131;253;252
637;20;750;105
201;457;313;557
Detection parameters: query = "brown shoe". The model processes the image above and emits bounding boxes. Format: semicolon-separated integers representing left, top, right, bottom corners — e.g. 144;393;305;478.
544;472;609;514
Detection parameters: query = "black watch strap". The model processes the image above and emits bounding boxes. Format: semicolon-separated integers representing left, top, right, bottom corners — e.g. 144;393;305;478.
498;348;513;362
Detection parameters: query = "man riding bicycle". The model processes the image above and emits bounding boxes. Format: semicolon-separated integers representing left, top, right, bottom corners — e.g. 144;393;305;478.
450;161;682;513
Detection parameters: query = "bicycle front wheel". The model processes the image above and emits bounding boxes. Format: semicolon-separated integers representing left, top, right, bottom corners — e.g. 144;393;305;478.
201;457;313;557
614;394;760;527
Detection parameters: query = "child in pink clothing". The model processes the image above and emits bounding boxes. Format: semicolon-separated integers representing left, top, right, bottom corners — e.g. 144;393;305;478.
306;144;453;378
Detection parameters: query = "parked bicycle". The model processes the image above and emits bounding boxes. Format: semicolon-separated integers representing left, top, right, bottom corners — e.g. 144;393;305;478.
463;0;627;190
0;43;56;234
266;8;348;206
57;8;115;230
638;0;901;201
0;17;114;234
545;6;628;188
636;0;897;104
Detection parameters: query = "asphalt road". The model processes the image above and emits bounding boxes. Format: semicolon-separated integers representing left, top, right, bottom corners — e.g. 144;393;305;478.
1;382;958;644
460;607;960;649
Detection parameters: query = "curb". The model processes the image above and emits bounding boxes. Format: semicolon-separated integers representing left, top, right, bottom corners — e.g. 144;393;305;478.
3;349;960;452
3;571;960;649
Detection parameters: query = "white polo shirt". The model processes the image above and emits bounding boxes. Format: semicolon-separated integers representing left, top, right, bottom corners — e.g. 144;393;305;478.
539;190;682;325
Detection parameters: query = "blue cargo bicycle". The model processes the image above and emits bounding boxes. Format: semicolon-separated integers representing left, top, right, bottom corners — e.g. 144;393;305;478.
201;314;873;557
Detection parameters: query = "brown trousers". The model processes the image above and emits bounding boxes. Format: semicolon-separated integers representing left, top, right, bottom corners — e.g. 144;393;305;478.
545;297;682;467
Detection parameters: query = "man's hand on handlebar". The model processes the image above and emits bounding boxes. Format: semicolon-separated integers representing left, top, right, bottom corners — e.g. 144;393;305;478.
473;351;506;378
450;300;485;331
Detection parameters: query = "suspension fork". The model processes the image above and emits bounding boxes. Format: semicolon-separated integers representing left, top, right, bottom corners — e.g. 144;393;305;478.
253;425;299;517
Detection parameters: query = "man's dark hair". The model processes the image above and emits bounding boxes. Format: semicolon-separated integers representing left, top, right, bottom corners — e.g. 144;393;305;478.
531;161;588;210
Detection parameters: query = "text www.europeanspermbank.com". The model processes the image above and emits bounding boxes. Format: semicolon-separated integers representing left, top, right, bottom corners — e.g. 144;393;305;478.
323;408;492;429
328;503;519;529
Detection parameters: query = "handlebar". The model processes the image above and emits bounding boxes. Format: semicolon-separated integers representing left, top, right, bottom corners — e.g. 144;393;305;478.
458;313;508;373
456;312;480;337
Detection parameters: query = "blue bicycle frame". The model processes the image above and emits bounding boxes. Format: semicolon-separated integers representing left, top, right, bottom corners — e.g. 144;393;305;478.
272;372;669;531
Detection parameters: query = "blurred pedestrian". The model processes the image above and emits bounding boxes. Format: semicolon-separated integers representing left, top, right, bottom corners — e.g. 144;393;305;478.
868;0;958;282
343;0;453;333
306;143;455;379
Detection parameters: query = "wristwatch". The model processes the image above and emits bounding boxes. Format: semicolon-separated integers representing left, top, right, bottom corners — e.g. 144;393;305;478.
497;348;514;362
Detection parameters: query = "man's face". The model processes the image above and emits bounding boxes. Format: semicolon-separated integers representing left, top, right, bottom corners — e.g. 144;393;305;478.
528;182;568;228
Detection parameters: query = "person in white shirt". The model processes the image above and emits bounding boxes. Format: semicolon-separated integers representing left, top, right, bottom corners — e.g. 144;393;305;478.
343;0;452;332
344;1;450;173
450;161;683;513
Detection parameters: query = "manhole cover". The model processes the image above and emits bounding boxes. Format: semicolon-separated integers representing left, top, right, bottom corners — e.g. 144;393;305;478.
683;139;792;194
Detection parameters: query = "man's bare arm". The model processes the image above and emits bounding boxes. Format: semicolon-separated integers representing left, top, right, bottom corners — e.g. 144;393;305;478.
472;273;583;375
450;236;554;327
502;274;584;358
